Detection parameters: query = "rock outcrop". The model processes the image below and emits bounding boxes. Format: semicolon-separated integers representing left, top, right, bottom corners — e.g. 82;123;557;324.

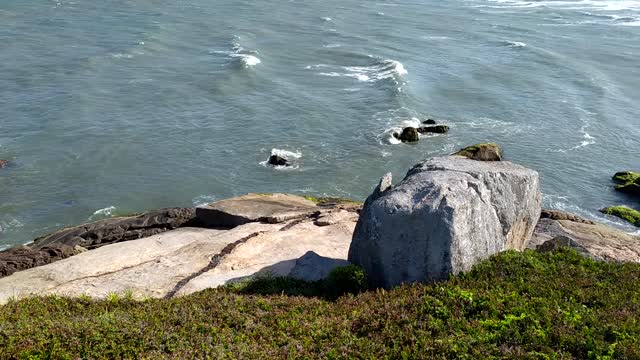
196;193;319;227
422;119;437;125
612;171;640;196
417;125;449;134
600;206;640;227
530;210;640;262
398;127;419;143
349;156;541;288
0;207;196;278
454;143;503;161
0;196;359;304
268;155;289;167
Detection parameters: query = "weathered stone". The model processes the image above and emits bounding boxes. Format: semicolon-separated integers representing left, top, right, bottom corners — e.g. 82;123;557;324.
398;127;419;142
0;207;196;278
540;209;595;224
288;251;351;282
268;155;289;167
196;193;319;228
422;119;437;125
315;210;359;227
600;206;640;227
417;125;449;134
454;143;503;161
0;160;9;169
530;217;640;262
0;200;358;304
349;156;541;288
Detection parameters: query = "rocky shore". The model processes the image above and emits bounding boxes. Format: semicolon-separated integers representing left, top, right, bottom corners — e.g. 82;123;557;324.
0;144;638;303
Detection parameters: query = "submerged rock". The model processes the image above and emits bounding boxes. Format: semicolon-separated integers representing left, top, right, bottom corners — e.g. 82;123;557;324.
612;171;640;197
398;127;419;142
349;156;541;288
422;119;437;125
454;143;503;161
600;206;640;227
0;160;9;169
417;125;449;134
268;155;289;167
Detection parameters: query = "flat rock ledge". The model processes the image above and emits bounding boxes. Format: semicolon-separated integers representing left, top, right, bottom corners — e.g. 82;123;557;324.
0;194;359;304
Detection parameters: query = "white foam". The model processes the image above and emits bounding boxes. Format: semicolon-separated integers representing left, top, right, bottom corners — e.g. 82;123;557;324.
312;59;407;84
504;40;527;48
89;206;116;220
192;194;217;206
111;53;134;59
231;53;261;67
321;17;333;22
260;148;302;169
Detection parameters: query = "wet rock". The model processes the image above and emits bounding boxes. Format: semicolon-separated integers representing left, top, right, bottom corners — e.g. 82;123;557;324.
417;125;449;134
0;245;82;278
268;155;289;167
398;127;419;142
349;156;541;288
422;119;437;125
454;143;503;161
600;206;640;227
0;160;9;169
612;171;640;197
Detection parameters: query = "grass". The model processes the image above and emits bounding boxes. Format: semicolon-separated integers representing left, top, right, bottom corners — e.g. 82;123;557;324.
1;249;639;359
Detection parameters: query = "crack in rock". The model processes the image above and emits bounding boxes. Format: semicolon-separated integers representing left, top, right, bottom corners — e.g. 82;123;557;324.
163;231;265;299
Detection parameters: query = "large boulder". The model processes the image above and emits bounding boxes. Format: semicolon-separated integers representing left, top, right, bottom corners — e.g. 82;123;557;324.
600;206;640;227
454;143;503;161
0;207;196;278
349;156;541;288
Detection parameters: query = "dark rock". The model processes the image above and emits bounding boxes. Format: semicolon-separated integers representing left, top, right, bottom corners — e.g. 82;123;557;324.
0;160;9;169
268;155;289;167
454;143;503;161
600;206;640;227
417;125;449;134
0;245;81;278
0;207;196;278
540;209;595;224
392;132;400;140
536;236;602;260
612;171;640;197
422;119;437;125
398;127;419;143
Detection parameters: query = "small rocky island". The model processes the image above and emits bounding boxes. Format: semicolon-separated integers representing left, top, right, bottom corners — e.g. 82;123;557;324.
0;143;638;303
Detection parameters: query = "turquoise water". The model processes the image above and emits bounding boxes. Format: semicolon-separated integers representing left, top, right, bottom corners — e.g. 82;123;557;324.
1;0;639;248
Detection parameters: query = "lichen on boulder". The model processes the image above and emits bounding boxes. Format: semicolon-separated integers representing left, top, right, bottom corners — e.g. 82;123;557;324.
454;143;503;161
612;171;640;196
600;206;640;227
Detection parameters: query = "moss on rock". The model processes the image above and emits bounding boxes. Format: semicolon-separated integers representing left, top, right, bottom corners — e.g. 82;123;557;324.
454;142;503;161
600;205;640;227
612;171;640;196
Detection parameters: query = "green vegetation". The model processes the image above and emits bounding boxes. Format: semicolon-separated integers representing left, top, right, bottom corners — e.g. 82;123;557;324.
612;171;640;196
601;206;640;227
1;249;640;359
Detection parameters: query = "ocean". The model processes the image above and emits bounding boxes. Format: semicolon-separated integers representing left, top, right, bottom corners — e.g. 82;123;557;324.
1;0;639;248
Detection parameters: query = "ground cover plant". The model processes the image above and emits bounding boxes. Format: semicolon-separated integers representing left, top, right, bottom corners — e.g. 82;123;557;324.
0;248;638;359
